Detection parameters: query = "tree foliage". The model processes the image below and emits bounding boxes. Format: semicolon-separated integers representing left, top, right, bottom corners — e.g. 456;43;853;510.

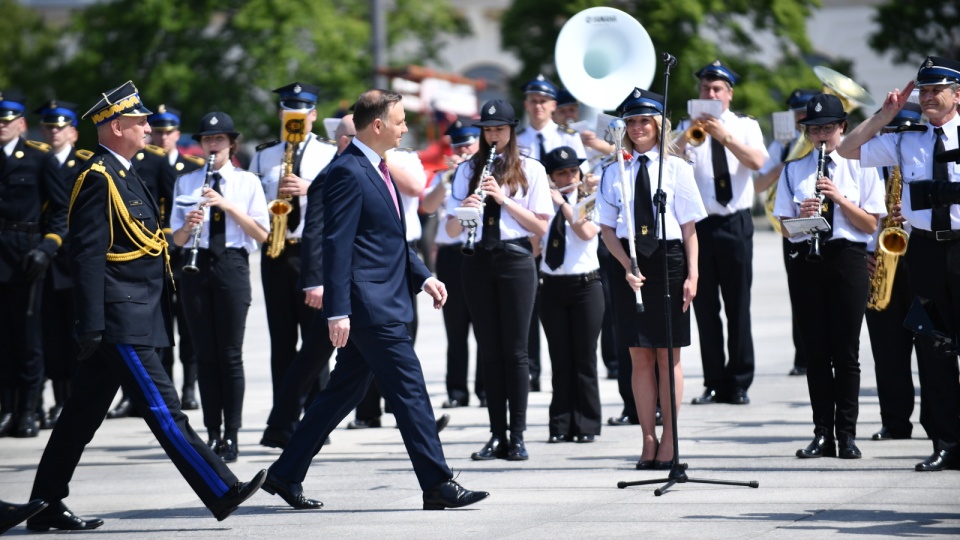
868;1;960;66
0;0;57;93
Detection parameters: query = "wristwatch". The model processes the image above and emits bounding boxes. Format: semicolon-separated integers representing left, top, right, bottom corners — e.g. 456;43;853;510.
502;197;513;207
723;134;733;145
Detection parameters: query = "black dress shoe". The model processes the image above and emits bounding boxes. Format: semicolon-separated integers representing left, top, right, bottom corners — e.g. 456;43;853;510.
915;449;960;472
442;399;464;409
727;388;750;405
347;418;381;429
261;471;323;510
838;433;862;459
471;436;505;460
506;435;529;461
220;439;238;463
635;459;655;470
26;502;104;531
575;434;596;443
872;426;911;441
796;433;837;458
436;413;450;433
209;469;268;521
0;413;14;437
422;479;489;510
547;434;570;443
788;366;807;376
607;415;639;426
260;428;290;449
0;499;48;534
106;398;136;419
691;388;720;404
181;388;199;410
208;438;222;456
42;405;63;430
16;413;38;438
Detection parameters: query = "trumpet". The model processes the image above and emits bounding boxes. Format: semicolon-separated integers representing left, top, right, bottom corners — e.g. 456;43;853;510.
460;143;497;256
807;142;827;262
684;121;707;147
183;153;217;274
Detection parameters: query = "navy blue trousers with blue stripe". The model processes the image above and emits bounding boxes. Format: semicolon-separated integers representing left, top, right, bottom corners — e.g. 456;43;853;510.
31;343;238;511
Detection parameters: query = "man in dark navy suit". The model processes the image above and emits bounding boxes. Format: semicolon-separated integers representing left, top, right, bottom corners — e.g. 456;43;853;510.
263;90;488;511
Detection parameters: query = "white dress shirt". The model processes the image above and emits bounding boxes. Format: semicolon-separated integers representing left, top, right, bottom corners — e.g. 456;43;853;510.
516;119;587;162
539;188;601;275
387;148;427;242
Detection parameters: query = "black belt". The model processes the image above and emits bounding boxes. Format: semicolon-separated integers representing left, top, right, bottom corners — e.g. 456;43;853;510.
542;270;600;285
478;237;533;256
0;220;39;233
912;228;960;241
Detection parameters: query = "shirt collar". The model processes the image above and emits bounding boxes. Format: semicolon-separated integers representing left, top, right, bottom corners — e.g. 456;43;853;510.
2;138;18;157
101;144;132;170
351;137;383;169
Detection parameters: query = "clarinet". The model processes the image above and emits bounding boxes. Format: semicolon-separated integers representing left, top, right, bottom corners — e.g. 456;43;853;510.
807;142;827;262
461;143;497;256
183;153;216;274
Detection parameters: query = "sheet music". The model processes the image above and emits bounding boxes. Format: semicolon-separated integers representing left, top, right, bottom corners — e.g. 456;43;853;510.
687;99;723;121
772;111;796;145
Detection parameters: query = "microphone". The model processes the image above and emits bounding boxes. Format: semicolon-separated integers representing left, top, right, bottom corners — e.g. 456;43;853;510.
661;52;677;67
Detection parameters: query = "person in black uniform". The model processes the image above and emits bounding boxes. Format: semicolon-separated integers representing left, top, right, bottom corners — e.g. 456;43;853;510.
27;82;265;531
839;56;960;471
0;90;65;439
33;100;91;430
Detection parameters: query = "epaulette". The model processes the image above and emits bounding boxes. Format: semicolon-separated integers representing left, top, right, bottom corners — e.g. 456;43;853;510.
26;140;51;152
182;154;206;167
256;140;281;152
735;112;755;120
144;144;167;157
75;149;94;161
560;125;577;135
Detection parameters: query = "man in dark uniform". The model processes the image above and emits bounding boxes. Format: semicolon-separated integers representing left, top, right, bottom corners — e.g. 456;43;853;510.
0;91;66;438
33;99;92;429
26;81;265;531
108;105;205;418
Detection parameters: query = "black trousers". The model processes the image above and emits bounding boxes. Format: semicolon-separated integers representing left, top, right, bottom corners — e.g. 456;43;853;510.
462;243;537;436
31;343;239;511
693;210;755;394
528;263;542;383
170;256;198;392
905;235;960;451
786;240;867;438
0;280;44;417
597;241;620;375
182;249;251;437
40;279;78;383
782;238;807;371
864;256;916;436
436;245;484;405
600;245;636;420
355;315;417;421
540;274;603;437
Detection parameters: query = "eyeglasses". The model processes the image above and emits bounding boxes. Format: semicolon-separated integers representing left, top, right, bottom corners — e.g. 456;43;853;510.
806;123;838;135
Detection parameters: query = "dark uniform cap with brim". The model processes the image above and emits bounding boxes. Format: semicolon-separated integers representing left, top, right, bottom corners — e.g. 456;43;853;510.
915;56;960;87
543;146;585;174
274;82;321;110
445;119;481;147
523;74;558;99
0;90;27;122
148;104;182;132
474;99;519;127
695;59;740;87
82;81;152;126
885;102;923;130
786;89;820;111
192;111;240;141
617;88;664;119
34;100;78;127
798;94;847;126
556;88;577;107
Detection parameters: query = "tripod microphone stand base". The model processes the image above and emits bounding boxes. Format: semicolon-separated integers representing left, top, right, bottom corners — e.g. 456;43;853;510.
618;463;759;496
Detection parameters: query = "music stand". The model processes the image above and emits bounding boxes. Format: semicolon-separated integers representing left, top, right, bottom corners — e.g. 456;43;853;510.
617;53;759;496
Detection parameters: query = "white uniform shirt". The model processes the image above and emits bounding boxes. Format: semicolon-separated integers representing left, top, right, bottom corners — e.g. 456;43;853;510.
250;132;337;239
53;144;72;166
677;109;768;214
859;115;960;231
428;168;468;245
774;148;886;244
445;154;554;241
171;164;270;253
597;149;707;240
386;148;427;243
539;188;600;275
516;120;587;162
759;135;799;176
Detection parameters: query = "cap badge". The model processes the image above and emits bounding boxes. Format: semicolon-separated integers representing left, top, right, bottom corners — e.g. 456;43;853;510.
633;89;641;98
158;104;166;113
210;116;219;125
814;102;822;112
925;58;933;68
488;105;496;115
294;84;302;94
50;100;58;109
536;74;545;81
560;149;568;159
712;60;721;66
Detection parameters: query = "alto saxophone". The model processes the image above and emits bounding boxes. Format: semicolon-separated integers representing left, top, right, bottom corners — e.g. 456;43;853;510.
265;142;295;258
867;166;909;311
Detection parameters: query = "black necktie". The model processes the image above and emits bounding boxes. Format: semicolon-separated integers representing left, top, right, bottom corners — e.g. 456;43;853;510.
712;137;732;206
209;172;226;256
537;133;547;162
287;143;303;232
932;127;951;232
819;155;834;241
544;195;568;270
633;155;657;257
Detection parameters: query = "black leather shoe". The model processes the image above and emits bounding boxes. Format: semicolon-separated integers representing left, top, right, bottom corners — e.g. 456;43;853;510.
872;426;911;441
547;434;570;443
42;405;63;430
796;433;837;458
347;418;381;429
261;471;323;509
691;388;720;404
607;415;639;426
471;436;505;460
915;449;960;472
422;479;489;510
635;459;654;470
0;413;14;437
838;433;862;459
181;388;199;410
208;438;222;456
788;366;807;376
210;469;268;521
220;439;238;463
106;398;135;419
576;434;596;443
506;435;529;461
727;388;750;405
0;499;48;534
260;428;289;449
16;413;38;438
436;414;450;433
26;502;103;531
442;399;464;409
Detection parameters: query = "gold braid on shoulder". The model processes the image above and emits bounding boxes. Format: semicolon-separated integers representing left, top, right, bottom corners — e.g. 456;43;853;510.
69;162;172;278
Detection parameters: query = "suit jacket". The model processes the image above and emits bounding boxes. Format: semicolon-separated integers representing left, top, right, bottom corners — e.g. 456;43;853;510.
322;142;430;328
43;146;93;290
299;155;339;290
0;138;67;283
70;147;170;347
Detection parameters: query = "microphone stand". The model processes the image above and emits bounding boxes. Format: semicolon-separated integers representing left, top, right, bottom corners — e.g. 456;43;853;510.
617;52;759;496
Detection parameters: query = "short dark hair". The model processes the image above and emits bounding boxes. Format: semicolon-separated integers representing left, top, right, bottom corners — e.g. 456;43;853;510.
353;89;402;131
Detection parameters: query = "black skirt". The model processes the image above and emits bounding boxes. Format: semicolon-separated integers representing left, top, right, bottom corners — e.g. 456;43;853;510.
611;238;690;349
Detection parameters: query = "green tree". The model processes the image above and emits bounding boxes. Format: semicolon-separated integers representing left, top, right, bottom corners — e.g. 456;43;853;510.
868;1;960;66
0;0;56;96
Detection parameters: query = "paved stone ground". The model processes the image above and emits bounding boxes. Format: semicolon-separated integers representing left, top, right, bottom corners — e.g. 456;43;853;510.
2;227;958;538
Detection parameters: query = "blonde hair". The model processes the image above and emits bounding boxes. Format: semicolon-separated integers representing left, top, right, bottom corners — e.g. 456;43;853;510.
622;115;678;157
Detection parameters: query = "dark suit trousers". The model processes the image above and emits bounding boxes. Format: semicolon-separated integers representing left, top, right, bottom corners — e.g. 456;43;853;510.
782;237;807;371
40;278;78;382
31;343;238;510
601;246;636;420
436;244;483;404
693;210;755;393
262;244;317;398
864;256;915;435
270;322;452;491
597;241;620;374
0;281;44;414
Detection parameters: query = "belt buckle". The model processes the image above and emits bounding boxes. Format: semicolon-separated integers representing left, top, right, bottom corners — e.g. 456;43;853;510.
935;230;952;241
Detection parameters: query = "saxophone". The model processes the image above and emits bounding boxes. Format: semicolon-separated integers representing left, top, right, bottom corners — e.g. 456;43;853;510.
265;109;308;259
867;166;909;311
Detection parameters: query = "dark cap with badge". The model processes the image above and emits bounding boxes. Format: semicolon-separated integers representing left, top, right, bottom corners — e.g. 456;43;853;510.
274;82;321;110
884;102;924;131
695;59;739;87
542;146;585;174
192;111;240;141
915;56;960;87
445;119;481;147
0;90;27;122
148;104;182;131
34;100;78;127
82;81;152;126
474;99;519;127
523;74;558;100
556;89;577;107
786;89;820;111
617;88;664;119
798;94;846;126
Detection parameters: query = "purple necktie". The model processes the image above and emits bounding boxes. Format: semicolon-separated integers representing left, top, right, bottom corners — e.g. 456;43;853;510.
378;159;401;218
